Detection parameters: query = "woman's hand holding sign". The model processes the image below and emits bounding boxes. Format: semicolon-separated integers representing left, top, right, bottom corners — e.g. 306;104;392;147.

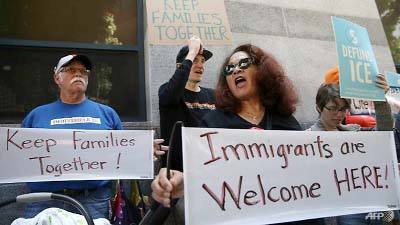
151;167;184;207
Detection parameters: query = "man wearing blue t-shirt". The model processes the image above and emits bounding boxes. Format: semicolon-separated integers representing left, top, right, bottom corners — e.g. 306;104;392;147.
21;54;122;219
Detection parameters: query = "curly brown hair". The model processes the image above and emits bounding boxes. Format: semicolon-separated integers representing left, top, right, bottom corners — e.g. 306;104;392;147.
215;44;298;116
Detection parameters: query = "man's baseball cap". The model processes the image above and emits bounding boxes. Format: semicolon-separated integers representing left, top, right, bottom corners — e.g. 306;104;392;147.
54;54;92;74
176;45;213;64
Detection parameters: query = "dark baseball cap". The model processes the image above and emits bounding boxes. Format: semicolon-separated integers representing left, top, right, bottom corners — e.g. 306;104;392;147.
54;54;92;74
176;45;213;64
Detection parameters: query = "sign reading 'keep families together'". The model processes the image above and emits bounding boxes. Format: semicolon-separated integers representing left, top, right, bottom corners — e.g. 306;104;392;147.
0;128;154;183
146;0;232;45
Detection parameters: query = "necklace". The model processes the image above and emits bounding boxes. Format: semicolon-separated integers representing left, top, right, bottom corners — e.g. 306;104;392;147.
239;110;265;123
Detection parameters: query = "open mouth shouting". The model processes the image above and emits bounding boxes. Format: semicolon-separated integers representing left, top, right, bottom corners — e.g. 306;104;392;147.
194;69;203;75
234;75;247;87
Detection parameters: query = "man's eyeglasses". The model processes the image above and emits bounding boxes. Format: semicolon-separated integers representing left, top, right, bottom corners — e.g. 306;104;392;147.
60;67;90;75
324;106;349;114
223;58;253;76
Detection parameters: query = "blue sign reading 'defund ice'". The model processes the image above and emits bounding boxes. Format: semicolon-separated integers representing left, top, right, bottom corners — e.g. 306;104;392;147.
332;16;385;101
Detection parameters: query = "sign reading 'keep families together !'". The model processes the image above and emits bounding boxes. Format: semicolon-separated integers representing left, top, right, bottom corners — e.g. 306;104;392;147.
0;128;154;183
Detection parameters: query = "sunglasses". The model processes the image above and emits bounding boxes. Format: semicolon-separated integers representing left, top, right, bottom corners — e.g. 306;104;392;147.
223;58;254;76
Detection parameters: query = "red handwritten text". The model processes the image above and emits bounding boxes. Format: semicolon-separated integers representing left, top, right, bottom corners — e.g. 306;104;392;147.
201;132;332;168
202;174;321;210
333;165;387;196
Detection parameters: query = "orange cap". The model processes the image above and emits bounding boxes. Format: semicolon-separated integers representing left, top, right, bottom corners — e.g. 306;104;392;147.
325;65;340;84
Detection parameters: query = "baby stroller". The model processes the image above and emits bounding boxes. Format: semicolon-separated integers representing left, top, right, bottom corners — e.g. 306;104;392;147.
0;192;95;225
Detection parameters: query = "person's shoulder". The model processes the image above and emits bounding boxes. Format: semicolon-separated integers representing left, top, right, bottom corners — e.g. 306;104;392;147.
87;99;118;114
200;87;215;93
87;99;122;129
199;87;216;100
22;101;60;127
307;123;320;131
159;82;168;90
28;100;60;114
339;123;361;131
203;108;224;118
270;112;302;130
202;109;233;128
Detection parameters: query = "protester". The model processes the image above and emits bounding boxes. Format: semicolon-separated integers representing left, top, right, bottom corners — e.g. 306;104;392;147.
323;65;392;130
22;54;166;219
140;36;216;224
309;67;392;225
201;44;300;130
308;81;392;132
152;44;323;225
158;36;216;171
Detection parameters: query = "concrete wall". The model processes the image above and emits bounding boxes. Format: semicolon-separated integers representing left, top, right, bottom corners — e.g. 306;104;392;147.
146;0;396;128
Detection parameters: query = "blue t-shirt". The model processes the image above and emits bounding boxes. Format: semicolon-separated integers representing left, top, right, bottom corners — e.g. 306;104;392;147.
21;98;122;192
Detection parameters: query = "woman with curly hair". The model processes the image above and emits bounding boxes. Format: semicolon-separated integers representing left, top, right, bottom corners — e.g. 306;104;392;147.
151;44;324;225
201;44;301;130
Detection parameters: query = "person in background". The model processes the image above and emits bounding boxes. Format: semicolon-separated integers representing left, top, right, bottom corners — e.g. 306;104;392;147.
144;36;215;224
309;66;392;225
158;36;216;172
324;65;392;130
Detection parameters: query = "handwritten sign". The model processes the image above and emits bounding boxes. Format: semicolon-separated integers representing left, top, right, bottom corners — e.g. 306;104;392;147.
332;17;385;101
182;128;400;225
0;128;154;183
146;0;233;45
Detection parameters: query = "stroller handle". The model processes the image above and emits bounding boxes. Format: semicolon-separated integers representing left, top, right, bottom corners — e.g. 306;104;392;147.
16;193;52;203
2;192;95;225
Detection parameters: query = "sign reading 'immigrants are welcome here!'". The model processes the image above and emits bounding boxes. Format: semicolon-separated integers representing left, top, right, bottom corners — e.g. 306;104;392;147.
182;128;400;225
146;0;233;45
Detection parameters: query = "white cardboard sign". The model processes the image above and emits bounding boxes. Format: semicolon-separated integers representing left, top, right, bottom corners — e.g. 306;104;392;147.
0;127;154;183
182;128;400;225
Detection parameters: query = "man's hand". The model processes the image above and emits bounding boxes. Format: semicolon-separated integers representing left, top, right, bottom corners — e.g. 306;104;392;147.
186;36;202;62
151;168;184;207
153;139;169;161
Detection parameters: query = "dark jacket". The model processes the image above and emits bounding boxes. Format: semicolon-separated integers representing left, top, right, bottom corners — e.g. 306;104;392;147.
201;108;302;130
158;59;215;171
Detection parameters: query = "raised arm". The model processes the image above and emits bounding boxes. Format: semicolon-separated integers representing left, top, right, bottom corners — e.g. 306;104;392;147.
158;37;202;105
374;73;393;131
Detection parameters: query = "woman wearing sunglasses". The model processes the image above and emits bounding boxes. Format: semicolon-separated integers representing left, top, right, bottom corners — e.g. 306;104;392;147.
201;44;301;131
152;44;323;224
200;44;324;225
